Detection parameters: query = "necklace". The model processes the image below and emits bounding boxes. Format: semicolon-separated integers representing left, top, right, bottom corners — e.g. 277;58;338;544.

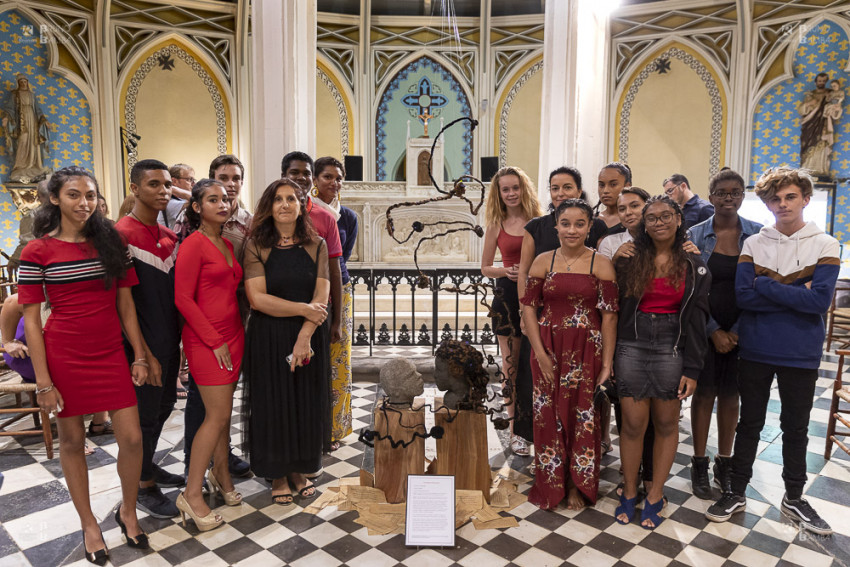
560;247;585;272
279;232;295;246
130;212;162;248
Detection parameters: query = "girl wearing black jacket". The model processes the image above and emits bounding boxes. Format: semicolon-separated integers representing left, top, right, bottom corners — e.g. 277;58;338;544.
613;195;710;530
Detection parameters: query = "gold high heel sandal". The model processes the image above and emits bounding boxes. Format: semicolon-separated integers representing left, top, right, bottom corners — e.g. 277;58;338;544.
175;492;223;532
207;469;242;506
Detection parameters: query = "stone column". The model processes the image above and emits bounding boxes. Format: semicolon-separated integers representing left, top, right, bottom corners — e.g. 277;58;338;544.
251;0;317;187
537;0;611;206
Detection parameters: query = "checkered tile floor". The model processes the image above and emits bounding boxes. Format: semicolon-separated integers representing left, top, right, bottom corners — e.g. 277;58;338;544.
1;350;849;567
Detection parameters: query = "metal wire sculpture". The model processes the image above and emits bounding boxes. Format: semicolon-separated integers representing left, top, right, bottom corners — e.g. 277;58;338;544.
355;115;527;453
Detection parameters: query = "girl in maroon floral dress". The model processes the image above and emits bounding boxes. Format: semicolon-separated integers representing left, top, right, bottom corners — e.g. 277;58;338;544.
521;199;619;510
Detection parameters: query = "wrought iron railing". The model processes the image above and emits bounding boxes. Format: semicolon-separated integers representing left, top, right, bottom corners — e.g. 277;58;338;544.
349;268;497;356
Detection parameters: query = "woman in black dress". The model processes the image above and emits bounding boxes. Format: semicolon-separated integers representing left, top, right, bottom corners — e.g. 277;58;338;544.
243;179;330;505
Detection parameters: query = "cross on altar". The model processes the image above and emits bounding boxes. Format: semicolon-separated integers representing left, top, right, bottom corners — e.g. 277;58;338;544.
417;112;434;136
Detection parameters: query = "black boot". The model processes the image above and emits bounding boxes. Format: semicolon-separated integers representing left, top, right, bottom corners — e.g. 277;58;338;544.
713;455;732;493
690;455;712;500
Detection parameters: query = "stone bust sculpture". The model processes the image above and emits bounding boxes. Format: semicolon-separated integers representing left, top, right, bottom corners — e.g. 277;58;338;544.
434;340;489;410
379;358;424;406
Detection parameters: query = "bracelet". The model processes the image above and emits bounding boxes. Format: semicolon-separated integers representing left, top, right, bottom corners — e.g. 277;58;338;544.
35;384;54;395
2;338;22;347
131;360;150;368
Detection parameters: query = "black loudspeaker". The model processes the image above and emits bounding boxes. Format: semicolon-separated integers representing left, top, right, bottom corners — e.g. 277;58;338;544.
481;156;499;183
344;155;363;181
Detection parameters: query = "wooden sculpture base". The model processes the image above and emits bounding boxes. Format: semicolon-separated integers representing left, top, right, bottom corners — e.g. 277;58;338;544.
373;405;426;503
434;405;491;503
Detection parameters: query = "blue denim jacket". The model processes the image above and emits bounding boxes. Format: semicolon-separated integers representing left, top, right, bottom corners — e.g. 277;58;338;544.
687;214;763;335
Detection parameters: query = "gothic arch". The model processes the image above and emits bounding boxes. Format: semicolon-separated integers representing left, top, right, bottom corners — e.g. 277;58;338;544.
317;55;354;156
0;5;94;100
374;54;473;181
117;33;234;169
494;54;543;168
613;39;728;177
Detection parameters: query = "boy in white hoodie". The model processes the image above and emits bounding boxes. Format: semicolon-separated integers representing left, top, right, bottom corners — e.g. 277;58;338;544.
705;167;839;535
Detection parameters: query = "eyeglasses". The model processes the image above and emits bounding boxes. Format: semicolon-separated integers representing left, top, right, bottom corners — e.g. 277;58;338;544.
644;211;676;225
710;191;744;199
664;183;680;195
175;176;196;184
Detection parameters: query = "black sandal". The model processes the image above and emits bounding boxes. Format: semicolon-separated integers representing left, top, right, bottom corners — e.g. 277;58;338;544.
297;483;318;501
88;420;114;436
272;492;294;506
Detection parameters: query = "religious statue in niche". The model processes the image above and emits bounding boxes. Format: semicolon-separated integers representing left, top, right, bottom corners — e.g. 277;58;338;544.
379;358;424;406
417;150;431;185
798;73;845;176
1;75;52;183
434;339;489;411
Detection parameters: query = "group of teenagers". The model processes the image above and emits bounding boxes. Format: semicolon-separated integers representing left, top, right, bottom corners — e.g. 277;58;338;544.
6;152;358;564
4;153;839;564
481;162;839;534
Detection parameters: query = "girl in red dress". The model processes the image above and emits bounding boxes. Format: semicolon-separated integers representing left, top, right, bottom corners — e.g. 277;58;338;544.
521;199;619;511
175;179;244;531
19;167;152;564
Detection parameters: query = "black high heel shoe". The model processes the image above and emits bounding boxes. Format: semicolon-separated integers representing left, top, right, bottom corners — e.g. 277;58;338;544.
82;529;109;565
114;505;149;549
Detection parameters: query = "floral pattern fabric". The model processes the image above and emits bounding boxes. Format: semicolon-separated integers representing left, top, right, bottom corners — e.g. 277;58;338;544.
331;283;354;441
520;272;618;509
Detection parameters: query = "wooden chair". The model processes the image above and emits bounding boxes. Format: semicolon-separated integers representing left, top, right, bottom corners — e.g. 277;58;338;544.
0;374;54;459
826;280;850;351
825;348;850;459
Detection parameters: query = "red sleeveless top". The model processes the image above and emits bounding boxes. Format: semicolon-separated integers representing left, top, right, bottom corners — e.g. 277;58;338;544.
497;228;523;268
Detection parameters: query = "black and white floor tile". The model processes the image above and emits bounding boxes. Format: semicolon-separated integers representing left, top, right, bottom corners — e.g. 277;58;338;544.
1;351;849;567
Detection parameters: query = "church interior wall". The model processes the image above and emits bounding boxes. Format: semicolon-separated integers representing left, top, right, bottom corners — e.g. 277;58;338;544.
0;7;95;254
750;16;850;242
119;37;232;187
617;42;724;195
498;57;543;186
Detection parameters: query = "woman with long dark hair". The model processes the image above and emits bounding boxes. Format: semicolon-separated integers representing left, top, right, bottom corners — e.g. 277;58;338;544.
481;166;541;455
19;166;151;564
613;195;710;529
243;179;329;505
175;179;245;531
521;199;618;510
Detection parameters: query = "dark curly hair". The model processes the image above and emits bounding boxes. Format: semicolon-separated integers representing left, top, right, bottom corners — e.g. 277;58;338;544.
435;339;490;411
555;198;594;222
249;178;317;249
615;195;688;298
33;167;127;288
183;178;225;233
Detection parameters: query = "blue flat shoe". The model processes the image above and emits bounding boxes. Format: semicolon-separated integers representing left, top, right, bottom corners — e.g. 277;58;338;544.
640;495;666;530
615;492;638;525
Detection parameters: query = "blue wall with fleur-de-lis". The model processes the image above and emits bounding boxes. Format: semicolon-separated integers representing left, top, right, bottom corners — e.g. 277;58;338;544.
0;9;94;254
375;56;472;182
750;18;850;243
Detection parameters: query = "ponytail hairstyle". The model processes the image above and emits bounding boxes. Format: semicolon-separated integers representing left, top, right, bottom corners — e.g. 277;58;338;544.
594;162;632;215
600;161;632;185
33;166;127;288
554;198;594;222
183;178;225;234
615;194;688;298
